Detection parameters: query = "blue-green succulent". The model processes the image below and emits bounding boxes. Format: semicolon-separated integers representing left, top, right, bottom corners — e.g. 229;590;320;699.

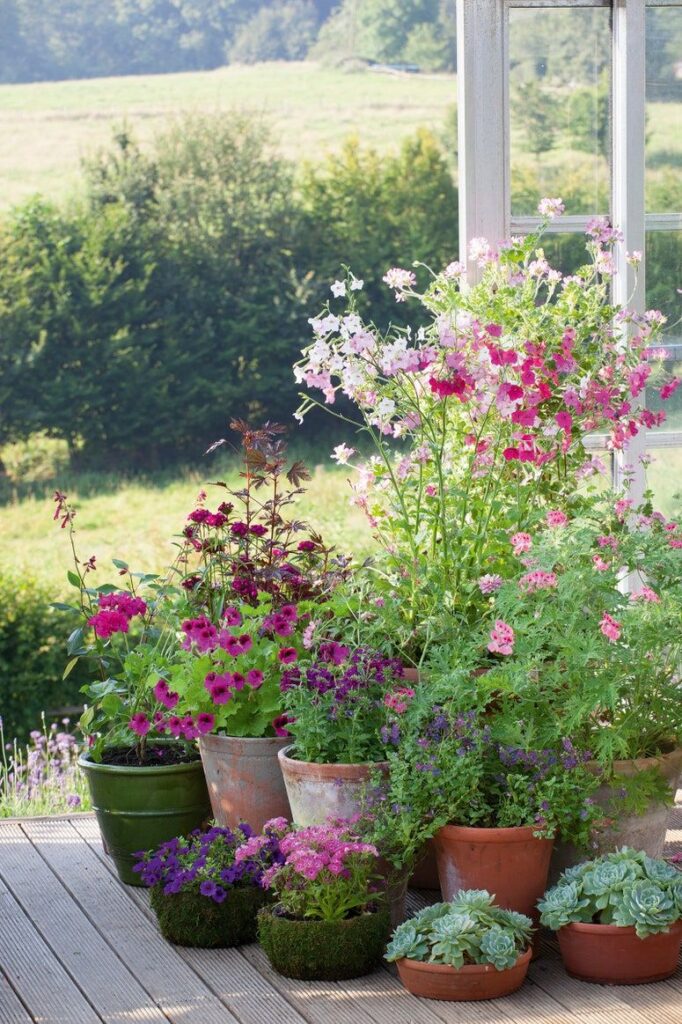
539;847;682;938
385;890;533;972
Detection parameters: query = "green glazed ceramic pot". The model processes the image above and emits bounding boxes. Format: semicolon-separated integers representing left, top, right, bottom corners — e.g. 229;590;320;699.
79;746;210;885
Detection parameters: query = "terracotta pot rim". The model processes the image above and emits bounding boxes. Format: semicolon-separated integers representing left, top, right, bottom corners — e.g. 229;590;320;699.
199;734;289;752
78;751;204;776
587;746;682;777
278;745;388;775
398;947;532;975
560;920;682;937
437;823;552;843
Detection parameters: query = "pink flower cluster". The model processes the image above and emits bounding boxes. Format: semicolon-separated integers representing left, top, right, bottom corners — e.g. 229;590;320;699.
383;687;416;714
128;710;215;739
88;591;147;639
600;612;622;643
260;823;378;885
204;668;264;704
511;532;532;556
488;620;515;656
519;570;558;593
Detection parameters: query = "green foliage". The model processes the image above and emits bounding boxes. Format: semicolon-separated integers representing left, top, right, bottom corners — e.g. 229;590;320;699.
564;73;610;159
513;80;558;158
229;2;319;64
539;848;682;938
385;891;532;970
257;905;390;980
0;570;87;742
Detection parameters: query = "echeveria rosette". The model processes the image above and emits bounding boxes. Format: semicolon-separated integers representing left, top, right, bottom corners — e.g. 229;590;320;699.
540;848;682;937
611;880;677;938
385;890;532;971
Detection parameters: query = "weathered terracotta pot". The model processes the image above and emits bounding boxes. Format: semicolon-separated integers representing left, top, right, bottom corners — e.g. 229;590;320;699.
434;824;553;929
550;746;682;882
557;920;682;985
199;734;291;831
278;745;386;826
396;948;531;1001
402;667;420;684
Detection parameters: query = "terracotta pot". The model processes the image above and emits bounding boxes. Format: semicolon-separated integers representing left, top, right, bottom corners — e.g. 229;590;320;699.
434;824;553;929
396;948;531;1001
278;745;386;826
557;920;682;985
199;734;291;831
410;841;441;892
550;746;682;882
402;667;420;684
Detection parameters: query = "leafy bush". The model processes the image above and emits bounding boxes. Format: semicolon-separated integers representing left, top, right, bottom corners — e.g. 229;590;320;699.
0;570;87;742
539;848;682;938
385;891;533;970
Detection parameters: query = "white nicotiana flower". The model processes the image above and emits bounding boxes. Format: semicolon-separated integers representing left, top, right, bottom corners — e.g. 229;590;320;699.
350;276;364;291
331;280;347;298
417;326;426;342
331;443;356;465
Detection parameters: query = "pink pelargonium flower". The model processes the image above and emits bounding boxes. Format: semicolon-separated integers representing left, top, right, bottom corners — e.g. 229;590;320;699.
600;612;622;643
478;574;503;594
247;669;264;689
278;647;298;665
660;377;681;401
510;532;532;556
129;713;151;736
593;555;610;572
272;714;294;738
519;571;558;593
538;197;565;220
546;510;568;528
222;606;242;627
196;712;215;735
630;586;660;604
488;620;515;656
384;687;415;715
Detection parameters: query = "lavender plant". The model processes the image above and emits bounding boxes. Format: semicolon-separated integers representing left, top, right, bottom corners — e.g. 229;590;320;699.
0;715;90;818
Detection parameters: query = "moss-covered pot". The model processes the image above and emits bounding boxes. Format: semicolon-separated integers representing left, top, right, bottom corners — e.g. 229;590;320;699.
257;906;391;980
150;885;267;947
79;747;210;886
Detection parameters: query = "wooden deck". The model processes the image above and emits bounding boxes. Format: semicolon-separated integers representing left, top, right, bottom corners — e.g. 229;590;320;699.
0;808;680;1024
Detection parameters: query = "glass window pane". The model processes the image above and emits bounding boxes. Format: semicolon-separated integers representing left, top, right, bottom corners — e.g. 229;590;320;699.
509;6;611;217
539;232;594;278
645;231;681;432
646;450;682;519
646;6;682;214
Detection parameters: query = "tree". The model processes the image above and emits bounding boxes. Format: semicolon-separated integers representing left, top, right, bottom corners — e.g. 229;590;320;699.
512;80;558;161
229;2;319;64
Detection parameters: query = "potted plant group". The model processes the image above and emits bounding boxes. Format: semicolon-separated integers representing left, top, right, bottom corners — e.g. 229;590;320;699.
134;819;286;947
168;423;347;831
539;847;682;984
257;820;390;980
54;492;211;886
386;890;533;1001
277;643;408;825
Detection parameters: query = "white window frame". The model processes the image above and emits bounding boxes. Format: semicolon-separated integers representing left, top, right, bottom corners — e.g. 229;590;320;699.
456;0;682;505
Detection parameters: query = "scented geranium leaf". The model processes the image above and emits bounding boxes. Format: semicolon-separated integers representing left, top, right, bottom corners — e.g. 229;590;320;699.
538;882;591;931
479;925;521;971
611;880;677;938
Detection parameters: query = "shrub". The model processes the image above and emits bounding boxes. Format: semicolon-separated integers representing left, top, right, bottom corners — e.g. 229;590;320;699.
0;570;87;742
228;2;319;64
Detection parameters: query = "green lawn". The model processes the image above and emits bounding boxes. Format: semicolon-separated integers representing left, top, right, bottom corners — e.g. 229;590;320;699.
0;61;457;208
0;461;374;597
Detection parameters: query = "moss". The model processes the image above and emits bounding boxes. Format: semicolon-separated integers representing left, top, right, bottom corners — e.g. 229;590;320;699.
150;885;267;947
257;906;391;980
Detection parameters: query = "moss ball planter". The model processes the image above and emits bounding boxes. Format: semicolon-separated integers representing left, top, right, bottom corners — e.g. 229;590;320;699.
257;906;391;980
150;885;268;948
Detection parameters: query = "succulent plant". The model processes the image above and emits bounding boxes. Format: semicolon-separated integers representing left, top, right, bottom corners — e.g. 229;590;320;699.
540;847;682;938
385;890;532;972
611;880;677;938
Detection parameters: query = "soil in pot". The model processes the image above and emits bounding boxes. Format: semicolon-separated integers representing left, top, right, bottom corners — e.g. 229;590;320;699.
557;920;682;985
396;948;532;1001
257;906;391;980
79;744;211;886
434;824;553;929
98;745;200;767
150;885;267;947
199;734;291;831
278;745;386;826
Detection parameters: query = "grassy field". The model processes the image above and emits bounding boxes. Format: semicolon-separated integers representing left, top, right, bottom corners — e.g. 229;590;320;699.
0;460;374;597
0;62;457;208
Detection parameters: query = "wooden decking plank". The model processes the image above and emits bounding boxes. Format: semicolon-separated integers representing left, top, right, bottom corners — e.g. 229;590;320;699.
0;969;35;1024
70;817;312;1024
22;818;241;1024
0;871;102;1023
241;943;380;1024
0;822;168;1024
